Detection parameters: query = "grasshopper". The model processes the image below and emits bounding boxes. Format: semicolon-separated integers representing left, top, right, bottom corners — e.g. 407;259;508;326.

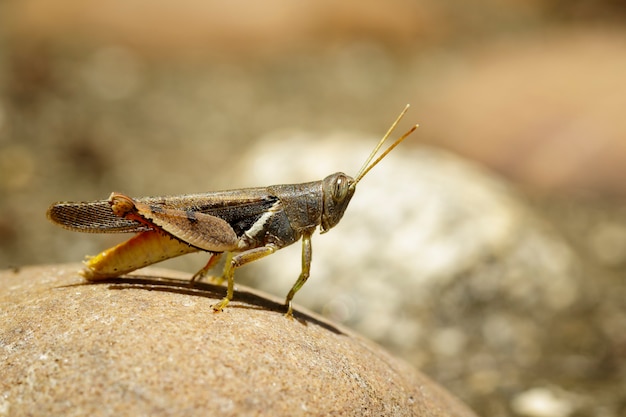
47;105;417;317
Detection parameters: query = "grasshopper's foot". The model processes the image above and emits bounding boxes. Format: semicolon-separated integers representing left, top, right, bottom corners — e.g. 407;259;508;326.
284;302;294;319
189;270;207;286
190;274;224;288
190;253;223;286
212;297;230;313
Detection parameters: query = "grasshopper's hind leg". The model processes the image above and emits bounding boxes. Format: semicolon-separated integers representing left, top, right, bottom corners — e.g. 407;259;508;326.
190;253;223;285
212;246;276;312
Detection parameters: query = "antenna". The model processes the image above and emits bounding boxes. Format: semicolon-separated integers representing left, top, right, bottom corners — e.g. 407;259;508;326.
354;104;418;184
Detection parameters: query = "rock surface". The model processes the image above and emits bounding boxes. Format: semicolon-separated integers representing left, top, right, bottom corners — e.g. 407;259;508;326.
0;264;477;417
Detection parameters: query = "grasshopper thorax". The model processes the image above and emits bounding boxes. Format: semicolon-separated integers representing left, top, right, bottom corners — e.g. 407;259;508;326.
320;172;356;234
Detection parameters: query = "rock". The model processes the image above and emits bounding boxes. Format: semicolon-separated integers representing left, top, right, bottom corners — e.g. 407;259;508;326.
0;264;477;417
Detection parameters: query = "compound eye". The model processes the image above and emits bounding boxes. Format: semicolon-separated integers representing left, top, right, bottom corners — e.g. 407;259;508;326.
332;176;349;202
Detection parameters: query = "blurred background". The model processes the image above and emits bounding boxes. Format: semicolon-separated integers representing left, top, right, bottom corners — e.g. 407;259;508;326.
1;1;625;416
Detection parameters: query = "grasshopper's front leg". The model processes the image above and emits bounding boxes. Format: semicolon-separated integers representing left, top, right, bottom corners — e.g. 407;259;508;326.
284;231;313;318
211;245;277;312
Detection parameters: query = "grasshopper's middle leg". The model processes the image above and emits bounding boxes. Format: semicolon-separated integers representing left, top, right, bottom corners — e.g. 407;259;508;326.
284;232;313;318
212;245;276;312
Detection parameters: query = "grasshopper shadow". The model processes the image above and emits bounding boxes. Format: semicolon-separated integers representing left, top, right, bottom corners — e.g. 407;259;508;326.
75;275;344;335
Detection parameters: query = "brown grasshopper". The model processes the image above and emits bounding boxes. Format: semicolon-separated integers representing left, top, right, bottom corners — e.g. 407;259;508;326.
47;105;417;317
